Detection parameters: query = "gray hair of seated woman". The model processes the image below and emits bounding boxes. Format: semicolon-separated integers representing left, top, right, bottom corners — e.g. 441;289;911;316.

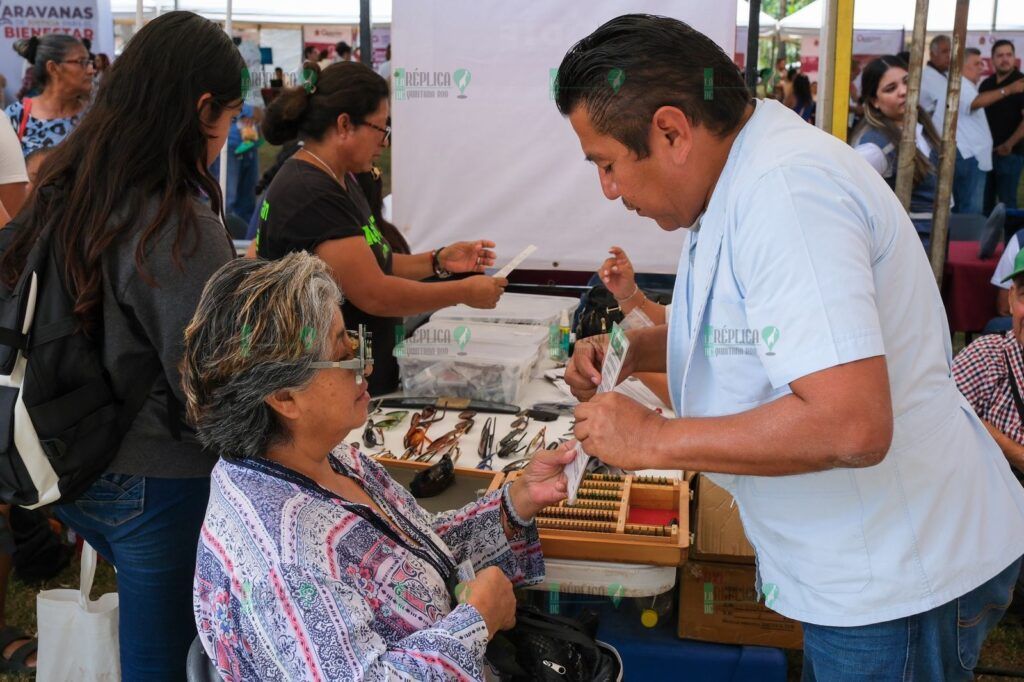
181;252;342;460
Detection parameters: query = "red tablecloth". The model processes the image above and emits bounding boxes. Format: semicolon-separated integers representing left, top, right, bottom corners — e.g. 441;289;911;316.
942;241;1005;333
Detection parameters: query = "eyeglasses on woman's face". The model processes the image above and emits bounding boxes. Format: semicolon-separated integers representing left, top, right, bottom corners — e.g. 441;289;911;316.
363;121;391;146
61;57;95;70
309;325;374;385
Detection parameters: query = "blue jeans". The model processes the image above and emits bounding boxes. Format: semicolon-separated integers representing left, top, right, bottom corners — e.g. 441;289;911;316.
55;474;211;681
801;556;1022;681
953;151;987;215
985;152;1024;214
226;148;258;223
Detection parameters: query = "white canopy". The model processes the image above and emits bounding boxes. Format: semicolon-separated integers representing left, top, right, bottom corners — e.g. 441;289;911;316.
737;0;777;36
111;0;391;24
779;0;1007;35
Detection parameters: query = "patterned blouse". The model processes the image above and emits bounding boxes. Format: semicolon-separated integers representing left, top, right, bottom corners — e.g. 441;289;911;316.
194;443;544;681
952;331;1024;443
4;99;82;157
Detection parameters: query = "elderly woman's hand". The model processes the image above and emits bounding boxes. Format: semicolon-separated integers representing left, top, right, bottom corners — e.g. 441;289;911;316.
507;441;576;521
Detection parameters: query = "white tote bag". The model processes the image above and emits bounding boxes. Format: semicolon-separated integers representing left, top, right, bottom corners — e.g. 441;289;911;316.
36;542;119;681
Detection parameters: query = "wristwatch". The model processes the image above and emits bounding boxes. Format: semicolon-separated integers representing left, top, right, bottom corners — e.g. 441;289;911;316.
431;247;452;279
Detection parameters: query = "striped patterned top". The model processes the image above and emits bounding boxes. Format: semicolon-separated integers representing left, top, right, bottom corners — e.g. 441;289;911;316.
194;443;543;681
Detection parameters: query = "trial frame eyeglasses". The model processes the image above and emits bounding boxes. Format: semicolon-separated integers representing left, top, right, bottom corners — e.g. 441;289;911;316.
363;121;391;146
309;324;373;385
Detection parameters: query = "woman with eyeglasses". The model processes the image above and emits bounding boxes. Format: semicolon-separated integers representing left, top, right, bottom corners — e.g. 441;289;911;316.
185;252;575;681
255;60;507;396
0;12;243;679
5;35;93;157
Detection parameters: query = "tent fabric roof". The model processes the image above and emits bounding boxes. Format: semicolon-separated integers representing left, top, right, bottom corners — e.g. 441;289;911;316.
111;0;391;24
779;0;1013;34
737;0;777;35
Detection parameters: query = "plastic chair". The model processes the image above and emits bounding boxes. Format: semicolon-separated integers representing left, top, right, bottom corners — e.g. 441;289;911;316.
186;636;222;682
949;213;988;241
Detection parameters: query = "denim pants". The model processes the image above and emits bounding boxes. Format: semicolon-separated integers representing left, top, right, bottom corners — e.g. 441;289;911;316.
985;152;1024;214
55;474;211;681
226;148;258;223
953;150;987;215
802;556;1022;681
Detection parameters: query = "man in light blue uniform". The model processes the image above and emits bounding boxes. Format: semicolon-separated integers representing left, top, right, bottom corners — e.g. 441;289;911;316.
558;15;1024;680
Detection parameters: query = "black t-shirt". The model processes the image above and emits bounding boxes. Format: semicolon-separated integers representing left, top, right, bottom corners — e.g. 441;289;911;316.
979;70;1024;153
255;158;400;395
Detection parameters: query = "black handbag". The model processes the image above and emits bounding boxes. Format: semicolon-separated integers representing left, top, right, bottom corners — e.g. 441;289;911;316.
485;605;623;682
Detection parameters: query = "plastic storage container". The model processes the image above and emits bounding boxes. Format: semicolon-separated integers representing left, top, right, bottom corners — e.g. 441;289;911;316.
413;320;550;366
432;293;578;328
395;336;539;404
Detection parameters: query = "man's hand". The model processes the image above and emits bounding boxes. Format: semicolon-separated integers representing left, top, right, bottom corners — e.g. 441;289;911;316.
564;335;609;401
573;393;667;468
996;142;1013;157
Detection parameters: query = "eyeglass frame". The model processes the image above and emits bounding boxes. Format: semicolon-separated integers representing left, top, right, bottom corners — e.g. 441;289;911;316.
363;121;391;146
309;324;373;385
61;58;95;69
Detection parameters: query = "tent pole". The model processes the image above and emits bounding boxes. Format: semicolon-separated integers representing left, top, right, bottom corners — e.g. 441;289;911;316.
745;0;762;92
135;0;143;30
895;0;930;210
360;0;371;66
992;0;998;32
929;0;970;287
219;0;233;203
818;0;853;140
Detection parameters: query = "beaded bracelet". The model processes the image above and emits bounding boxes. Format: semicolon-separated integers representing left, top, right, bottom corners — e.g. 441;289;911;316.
501;484;532;530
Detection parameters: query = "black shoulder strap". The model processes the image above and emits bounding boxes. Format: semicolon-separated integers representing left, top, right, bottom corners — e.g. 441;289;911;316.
1005;348;1024;424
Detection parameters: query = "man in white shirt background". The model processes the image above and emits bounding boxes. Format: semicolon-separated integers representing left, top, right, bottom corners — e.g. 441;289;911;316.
556;14;1024;680
920;35;951;119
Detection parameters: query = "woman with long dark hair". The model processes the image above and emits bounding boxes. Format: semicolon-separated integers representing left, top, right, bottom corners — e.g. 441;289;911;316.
5;35;92;156
791;73;816;123
851;55;943;247
256;60;506;395
0;12;243;679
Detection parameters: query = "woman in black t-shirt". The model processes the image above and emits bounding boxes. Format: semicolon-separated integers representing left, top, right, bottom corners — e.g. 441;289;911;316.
256;61;507;395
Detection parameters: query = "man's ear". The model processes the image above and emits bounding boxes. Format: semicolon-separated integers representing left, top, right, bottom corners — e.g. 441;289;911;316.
265;388;301;422
651;105;693;167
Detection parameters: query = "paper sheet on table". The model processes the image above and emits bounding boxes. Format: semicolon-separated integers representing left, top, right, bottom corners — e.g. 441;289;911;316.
567;324;630;504
493;244;537;279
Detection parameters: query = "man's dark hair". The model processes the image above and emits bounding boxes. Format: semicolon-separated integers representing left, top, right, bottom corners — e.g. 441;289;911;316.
554;14;749;158
993;39;1016;56
335;41;352;57
965;47;982;58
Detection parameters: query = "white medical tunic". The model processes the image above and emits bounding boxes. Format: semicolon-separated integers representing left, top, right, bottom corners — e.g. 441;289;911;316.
666;99;1024;627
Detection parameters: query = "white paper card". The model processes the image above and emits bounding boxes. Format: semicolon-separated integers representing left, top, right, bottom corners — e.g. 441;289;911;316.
494;244;537;279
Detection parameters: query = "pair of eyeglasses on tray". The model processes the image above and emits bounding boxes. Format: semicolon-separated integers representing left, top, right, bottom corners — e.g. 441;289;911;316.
402;406;446;458
309;324;373;385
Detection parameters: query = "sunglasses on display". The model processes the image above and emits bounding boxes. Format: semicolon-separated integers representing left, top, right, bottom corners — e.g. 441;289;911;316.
309;324;373;385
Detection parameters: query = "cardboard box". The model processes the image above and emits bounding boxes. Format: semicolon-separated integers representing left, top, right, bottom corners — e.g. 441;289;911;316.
691;475;755;563
678;560;803;650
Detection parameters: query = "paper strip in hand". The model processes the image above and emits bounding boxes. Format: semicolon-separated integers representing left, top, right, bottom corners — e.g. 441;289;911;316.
493;244;537;279
567;323;630;504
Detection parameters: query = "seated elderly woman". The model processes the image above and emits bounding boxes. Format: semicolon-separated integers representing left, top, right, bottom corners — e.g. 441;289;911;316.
182;252;574;681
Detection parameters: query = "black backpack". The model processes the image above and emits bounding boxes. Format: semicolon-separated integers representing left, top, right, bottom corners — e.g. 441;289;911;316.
0;194;160;507
485;606;623;682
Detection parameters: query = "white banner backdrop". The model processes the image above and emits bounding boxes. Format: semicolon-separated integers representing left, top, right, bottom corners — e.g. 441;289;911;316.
0;0;113;106
391;1;735;274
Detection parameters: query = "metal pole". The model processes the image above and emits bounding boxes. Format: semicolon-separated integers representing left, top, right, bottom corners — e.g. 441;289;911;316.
219;0;233;201
929;0;970;286
895;0;930;210
817;0;852;139
135;0;143;30
360;0;372;66
745;0;762;92
992;0;998;32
